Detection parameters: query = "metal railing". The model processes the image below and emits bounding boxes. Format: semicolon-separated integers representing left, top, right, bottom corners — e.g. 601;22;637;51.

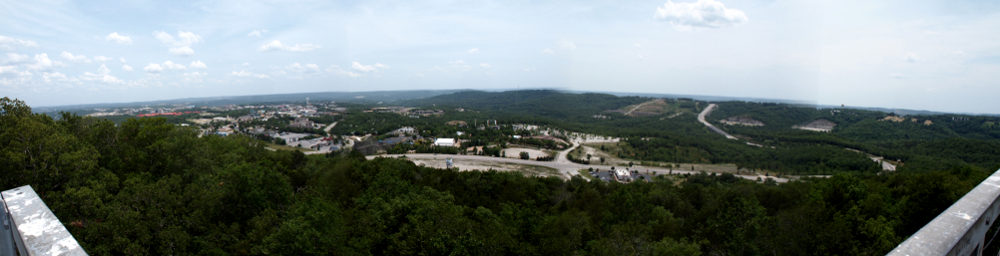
889;169;1000;256
1;185;87;256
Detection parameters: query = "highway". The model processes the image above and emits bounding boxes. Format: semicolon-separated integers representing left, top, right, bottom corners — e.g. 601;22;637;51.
697;103;738;140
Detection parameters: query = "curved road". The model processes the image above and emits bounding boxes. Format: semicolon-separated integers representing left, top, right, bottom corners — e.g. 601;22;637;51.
698;104;737;140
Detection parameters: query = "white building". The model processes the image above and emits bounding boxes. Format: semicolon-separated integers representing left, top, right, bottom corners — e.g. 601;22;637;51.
434;138;456;147
615;168;632;182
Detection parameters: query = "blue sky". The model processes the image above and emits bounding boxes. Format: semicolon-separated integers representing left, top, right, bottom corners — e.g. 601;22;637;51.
1;0;998;113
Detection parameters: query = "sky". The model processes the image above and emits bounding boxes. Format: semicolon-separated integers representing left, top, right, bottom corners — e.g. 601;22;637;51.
1;0;998;114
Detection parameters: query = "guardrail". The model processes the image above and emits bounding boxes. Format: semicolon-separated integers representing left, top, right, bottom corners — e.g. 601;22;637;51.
889;169;1000;256
1;185;87;256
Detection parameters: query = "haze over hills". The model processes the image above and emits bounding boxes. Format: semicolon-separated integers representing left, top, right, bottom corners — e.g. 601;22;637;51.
32;89;998;117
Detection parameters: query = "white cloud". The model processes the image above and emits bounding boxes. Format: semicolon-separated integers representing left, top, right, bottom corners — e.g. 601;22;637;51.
557;40;576;50
258;40;321;52
242;63;250;67
154;31;203;56
904;52;918;63
5;53;30;64
468;48;479;54
61;51;92;64
635;43;642;47
655;0;748;31
287;63;320;73
258;41;284;51
248;29;268;37
122;65;134;71
162;61;186;70
181;72;207;83
42;72;66;82
190;60;208;69
0;35;39;48
480;63;491;68
169;47;195;56
636;54;644;60
26;53;64;71
120;57;126;63
0;66;31;76
105;32;132;45
97;64;110;75
81;64;124;84
288;44;321;52
155;31;202;47
231;70;269;78
94;56;113;62
327;65;362;78
352;61;387;72
450;60;465;64
890;73;905;79
143;63;164;73
542;48;554;54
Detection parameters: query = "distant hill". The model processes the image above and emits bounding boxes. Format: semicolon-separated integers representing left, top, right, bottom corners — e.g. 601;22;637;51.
32;88;997;117
33;90;465;115
403;90;647;120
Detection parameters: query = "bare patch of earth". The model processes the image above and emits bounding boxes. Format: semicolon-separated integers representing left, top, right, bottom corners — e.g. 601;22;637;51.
502;147;551;160
721;116;764;126
409;158;561;178
793;119;836;132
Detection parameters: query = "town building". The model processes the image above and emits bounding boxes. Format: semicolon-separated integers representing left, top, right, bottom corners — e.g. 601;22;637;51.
434;138;456;147
288;117;315;128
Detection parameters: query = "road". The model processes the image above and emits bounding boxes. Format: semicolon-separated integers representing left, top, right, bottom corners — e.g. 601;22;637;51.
366;153;786;183
323;121;338;134
624;100;653;116
697;104;737;140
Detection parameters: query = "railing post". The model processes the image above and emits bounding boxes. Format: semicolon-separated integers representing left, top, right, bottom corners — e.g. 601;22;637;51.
2;196;18;256
888;169;1000;256
1;185;87;256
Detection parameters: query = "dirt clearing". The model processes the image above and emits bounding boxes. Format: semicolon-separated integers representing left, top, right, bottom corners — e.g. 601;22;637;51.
409;158;562;178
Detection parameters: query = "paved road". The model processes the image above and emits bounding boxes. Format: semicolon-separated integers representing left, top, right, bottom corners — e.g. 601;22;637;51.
698;104;737;140
366;153;786;183
323;121;338;134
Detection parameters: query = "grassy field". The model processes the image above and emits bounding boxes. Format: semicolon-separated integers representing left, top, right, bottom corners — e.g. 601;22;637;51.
615;99;696;117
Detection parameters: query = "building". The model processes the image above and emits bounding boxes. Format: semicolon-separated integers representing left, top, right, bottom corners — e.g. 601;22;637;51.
434;138;456;147
390;126;416;136
288;117;315;128
614;168;632;182
237;115;254;123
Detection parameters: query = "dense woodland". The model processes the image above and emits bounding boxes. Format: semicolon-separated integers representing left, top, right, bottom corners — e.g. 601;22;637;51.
3;91;1000;255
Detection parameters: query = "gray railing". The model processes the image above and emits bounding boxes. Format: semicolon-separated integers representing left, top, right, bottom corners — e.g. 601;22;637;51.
889;169;1000;256
1;185;87;256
